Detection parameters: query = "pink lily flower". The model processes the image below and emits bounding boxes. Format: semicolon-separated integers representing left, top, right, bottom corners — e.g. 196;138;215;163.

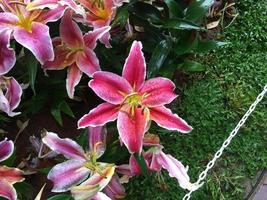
42;128;115;199
27;0;128;48
43;11;110;98
129;134;199;191
0;76;22;117
0;138;24;200
0;29;15;75
0;0;66;65
78;41;193;154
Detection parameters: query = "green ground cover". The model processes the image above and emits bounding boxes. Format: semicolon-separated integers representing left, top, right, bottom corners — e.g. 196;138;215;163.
126;0;267;199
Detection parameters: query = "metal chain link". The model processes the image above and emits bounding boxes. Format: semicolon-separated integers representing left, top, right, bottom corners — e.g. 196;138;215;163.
182;84;267;200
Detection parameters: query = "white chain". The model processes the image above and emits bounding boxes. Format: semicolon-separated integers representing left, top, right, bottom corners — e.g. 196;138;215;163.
182;84;267;200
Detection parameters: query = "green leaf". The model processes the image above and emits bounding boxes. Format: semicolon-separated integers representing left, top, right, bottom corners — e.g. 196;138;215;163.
25;50;38;95
185;0;214;21
174;33;198;56
112;6;129;28
194;40;229;53
47;194;73;200
51;106;62;126
14;182;34;200
38;167;52;174
148;38;172;78
165;0;183;18
129;2;162;23
154;19;205;30
183;60;206;72
60;101;74;118
134;153;148;175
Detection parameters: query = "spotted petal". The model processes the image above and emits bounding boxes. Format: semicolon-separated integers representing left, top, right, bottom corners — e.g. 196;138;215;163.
0;138;14;162
0;180;16;200
140;77;177;107
122;41;146;91
84;26;111;49
157;152;199;191
48;159;90;192
89;71;132;104
0;166;24;184
0;29;16;75
71;164;115;200
78;103;119;128
149;106;193;133
66;64;83;99
117;107;148;154
42;131;85;160
13;22;53;64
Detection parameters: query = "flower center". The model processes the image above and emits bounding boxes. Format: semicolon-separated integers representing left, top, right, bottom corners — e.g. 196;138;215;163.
125;93;143;108
17;16;32;32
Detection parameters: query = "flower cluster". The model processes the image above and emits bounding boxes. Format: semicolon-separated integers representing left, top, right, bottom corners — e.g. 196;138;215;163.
0;138;24;200
0;0;199;199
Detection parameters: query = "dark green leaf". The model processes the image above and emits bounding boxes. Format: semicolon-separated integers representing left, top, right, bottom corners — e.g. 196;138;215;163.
14;182;34;200
129;2;162;23
148;38;172;78
38;167;52;174
134;153;148;175
25;50;38;95
194;40;229;53
165;0;183;18
174;33;198;56
183;60;205;72
51;106;62;126
60;101;74;118
154;19;205;30
112;6;129;28
47;194;73;200
185;0;214;21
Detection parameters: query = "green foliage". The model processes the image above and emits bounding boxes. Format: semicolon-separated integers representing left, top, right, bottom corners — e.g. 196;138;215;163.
126;0;267;199
47;194;73;200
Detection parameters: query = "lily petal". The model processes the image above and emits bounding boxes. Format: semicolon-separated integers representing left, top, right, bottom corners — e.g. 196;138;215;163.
88;126;107;158
26;0;59;10
129;155;141;175
0;12;19;29
89;71;132;104
13;22;54;64
66;64;83;99
0;76;22;117
35;6;66;24
71;165;115;200
42;131;85;160
0;180;16;200
102;174;126;199
0;29;16;75
92;192;112;200
76;48;100;77
117;107;148;154
60;11;83;48
0;166;24;184
78;103;119;128
48;159;90;192
83;26;111;49
0;138;14;162
157;152;198;191
122;41;146;91
140;77;177;107
150;106;193;133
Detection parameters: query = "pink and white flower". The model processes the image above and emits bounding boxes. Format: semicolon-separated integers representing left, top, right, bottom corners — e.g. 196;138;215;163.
0;76;22;117
42;128;115;199
43;11;110;98
78;41;193;154
0;0;66;65
0;138;24;200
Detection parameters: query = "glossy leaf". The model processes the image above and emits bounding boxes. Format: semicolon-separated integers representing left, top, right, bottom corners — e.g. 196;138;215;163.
165;0;183;18
25;50;38;95
155;19;205;30
147;38;172;78
185;0;214;21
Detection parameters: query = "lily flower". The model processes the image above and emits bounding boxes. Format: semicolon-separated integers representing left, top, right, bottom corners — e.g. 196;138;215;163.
0;29;16;75
0;76;22;117
43;11;110;98
42;127;115;199
78;41;193;154
0;138;24;200
27;0;128;47
0;0;66;65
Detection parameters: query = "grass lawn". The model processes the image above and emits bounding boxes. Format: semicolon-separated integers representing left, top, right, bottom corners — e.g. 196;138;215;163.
125;0;267;199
